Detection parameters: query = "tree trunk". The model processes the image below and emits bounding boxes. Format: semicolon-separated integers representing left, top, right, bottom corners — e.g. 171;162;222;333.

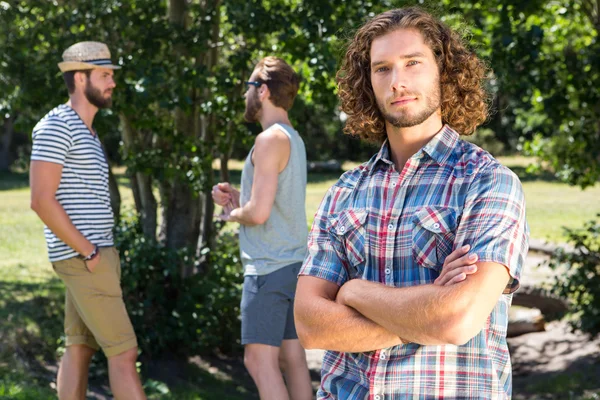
101;143;122;226
0;115;15;172
119;113;157;239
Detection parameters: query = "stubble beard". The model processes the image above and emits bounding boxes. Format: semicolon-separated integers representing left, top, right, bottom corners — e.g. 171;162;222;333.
244;90;262;123
378;84;441;128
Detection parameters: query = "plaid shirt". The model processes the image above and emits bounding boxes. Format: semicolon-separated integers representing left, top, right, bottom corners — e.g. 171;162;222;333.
300;125;529;399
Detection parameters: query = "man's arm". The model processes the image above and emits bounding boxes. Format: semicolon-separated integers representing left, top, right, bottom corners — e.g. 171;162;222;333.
30;160;96;258
294;275;403;352
228;129;290;226
295;245;479;351
337;261;510;346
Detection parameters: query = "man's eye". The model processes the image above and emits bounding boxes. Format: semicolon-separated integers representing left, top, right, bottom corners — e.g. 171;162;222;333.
375;67;388;73
407;60;419;66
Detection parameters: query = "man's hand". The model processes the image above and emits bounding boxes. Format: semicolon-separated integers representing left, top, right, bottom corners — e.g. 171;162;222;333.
85;252;102;273
212;182;240;221
212;182;238;206
434;244;478;286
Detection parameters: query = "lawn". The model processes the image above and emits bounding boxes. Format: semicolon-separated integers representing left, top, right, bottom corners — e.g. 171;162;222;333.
1;157;599;398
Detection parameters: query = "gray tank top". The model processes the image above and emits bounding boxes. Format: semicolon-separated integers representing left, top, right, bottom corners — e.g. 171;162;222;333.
239;123;308;276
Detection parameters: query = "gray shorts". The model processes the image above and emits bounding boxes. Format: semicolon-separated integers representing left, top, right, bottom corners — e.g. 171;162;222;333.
241;262;302;347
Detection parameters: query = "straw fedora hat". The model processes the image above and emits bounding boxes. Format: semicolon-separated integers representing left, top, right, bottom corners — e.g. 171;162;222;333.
58;41;121;72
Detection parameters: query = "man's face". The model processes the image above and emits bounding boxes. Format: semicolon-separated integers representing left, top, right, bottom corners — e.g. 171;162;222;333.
370;28;441;129
83;68;116;109
244;70;262;123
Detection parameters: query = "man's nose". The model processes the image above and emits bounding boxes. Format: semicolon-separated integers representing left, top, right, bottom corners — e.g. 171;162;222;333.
390;68;407;92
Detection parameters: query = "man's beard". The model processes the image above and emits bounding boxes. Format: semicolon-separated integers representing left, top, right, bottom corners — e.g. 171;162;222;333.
244;90;261;123
378;85;441;128
85;80;112;109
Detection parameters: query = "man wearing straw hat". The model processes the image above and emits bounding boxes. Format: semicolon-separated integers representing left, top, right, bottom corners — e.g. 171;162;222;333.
30;41;146;400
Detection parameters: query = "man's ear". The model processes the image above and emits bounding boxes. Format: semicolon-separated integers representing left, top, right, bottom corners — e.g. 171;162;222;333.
74;70;88;89
259;85;269;100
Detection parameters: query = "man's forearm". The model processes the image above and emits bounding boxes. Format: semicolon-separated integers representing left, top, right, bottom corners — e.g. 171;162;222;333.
341;280;470;345
295;294;403;352
33;197;94;256
229;205;259;226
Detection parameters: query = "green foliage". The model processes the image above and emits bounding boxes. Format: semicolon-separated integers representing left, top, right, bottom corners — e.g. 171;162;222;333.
464;128;506;156
116;213;243;357
549;215;600;338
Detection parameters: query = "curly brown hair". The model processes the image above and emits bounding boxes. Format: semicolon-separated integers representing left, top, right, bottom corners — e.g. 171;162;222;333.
337;7;490;143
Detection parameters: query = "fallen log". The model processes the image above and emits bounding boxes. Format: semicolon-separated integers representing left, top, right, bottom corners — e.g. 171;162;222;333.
508;307;545;337
511;285;568;317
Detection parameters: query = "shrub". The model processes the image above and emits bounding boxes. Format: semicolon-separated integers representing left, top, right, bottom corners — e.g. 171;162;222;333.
464;128;506;156
549;215;600;338
115;213;243;358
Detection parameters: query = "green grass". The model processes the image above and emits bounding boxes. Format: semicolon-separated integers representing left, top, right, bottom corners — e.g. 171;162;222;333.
1;157;599;397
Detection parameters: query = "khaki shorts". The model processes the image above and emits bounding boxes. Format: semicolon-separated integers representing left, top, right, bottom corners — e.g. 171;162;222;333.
52;247;137;358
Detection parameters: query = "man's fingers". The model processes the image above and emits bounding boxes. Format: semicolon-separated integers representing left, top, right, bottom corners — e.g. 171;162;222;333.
217;182;232;192
436;264;478;286
445;252;478;270
443;244;470;266
445;272;467;286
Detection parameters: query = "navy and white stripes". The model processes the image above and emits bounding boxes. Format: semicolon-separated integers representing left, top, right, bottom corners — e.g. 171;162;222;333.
31;104;114;262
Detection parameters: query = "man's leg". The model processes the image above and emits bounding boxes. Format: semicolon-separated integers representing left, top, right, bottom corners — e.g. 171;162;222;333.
279;263;312;400
280;340;312;400
56;344;96;400
54;248;146;400
244;343;289;400
107;347;146;400
53;270;100;400
241;270;293;399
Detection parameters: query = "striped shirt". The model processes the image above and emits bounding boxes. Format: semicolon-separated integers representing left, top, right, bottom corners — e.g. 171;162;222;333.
300;125;529;399
31;104;114;262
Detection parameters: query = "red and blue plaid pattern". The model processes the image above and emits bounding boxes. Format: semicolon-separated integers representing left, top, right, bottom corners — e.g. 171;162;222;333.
300;125;529;399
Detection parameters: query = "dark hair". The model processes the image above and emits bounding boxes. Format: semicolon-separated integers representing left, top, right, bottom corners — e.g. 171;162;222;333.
63;70;92;94
254;57;301;111
337;7;490;143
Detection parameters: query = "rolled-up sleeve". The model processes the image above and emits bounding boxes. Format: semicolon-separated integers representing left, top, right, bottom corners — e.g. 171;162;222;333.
454;166;529;293
300;187;350;286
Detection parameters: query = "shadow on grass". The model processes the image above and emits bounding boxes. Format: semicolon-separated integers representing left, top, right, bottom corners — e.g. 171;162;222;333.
0;171;29;191
0;278;261;399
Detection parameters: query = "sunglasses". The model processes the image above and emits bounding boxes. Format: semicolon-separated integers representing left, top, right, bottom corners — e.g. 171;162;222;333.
245;81;263;88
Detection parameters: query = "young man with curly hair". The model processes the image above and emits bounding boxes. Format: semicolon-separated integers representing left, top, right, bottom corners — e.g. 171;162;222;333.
295;7;529;399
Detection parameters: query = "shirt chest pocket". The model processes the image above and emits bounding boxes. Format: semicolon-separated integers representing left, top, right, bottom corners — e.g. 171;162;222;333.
412;206;458;272
328;209;367;279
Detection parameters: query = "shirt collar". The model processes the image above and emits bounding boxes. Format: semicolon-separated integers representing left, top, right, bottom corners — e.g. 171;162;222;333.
368;124;459;173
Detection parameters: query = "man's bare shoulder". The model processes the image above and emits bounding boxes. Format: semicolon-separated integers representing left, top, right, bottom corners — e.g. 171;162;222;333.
256;126;290;146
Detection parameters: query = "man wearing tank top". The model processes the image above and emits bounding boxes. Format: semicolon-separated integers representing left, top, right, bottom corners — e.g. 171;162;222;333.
212;57;312;400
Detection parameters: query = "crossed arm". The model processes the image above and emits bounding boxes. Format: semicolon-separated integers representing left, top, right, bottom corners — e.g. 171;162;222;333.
294;249;510;351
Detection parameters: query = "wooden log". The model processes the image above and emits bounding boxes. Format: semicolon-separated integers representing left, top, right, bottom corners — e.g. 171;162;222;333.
511;285;568;317
508;307;546;337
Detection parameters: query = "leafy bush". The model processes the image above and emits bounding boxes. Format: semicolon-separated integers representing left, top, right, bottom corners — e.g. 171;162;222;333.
115;214;243;358
549;215;600;337
464;128;506;156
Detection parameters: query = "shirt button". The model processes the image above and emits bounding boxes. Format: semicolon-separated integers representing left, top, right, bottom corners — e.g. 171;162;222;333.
385;268;391;275
339;226;345;233
380;353;386;360
432;222;440;229
388;224;394;230
375;395;382;400
391;182;397;187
